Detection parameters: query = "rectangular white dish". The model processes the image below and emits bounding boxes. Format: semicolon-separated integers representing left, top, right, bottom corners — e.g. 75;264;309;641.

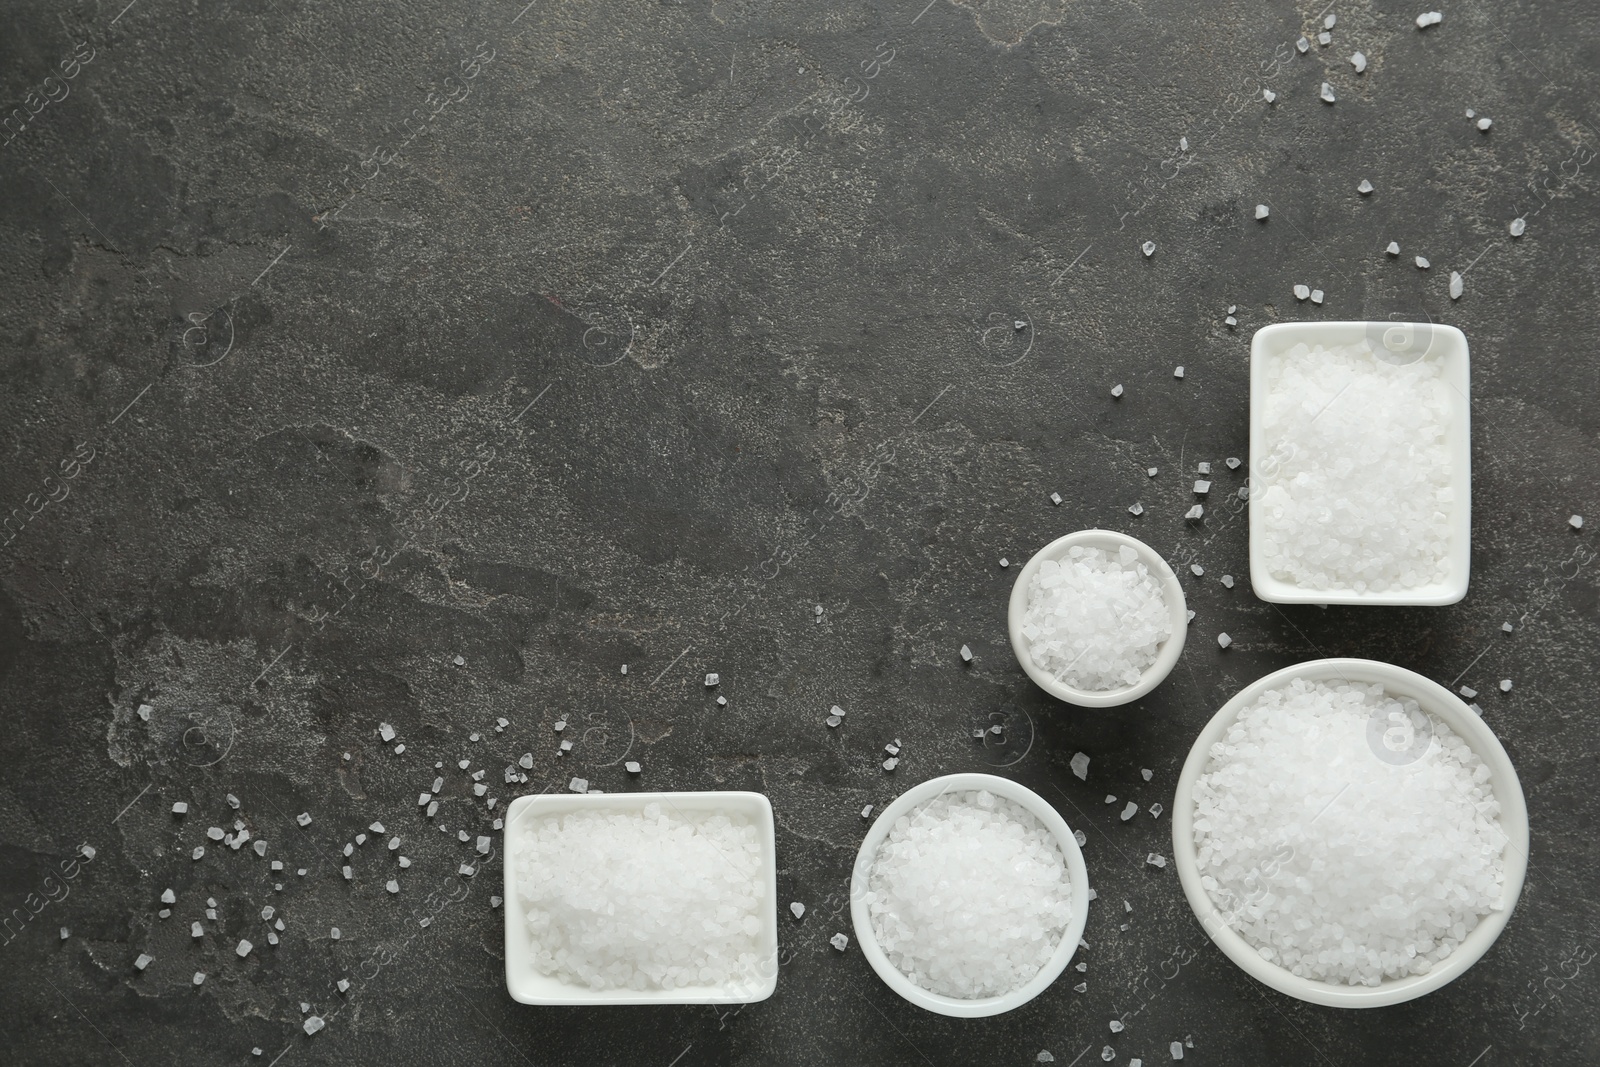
1249;321;1471;606
502;790;779;1006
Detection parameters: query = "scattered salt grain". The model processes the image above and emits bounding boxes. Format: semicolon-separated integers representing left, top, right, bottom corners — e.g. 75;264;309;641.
1415;255;1431;269
1120;802;1137;821
862;790;1072;998
1416;11;1442;28
1311;289;1325;305
296;813;312;827
1318;31;1331;45
1020;547;1173;691
1173;366;1184;379
1358;179;1374;195
1110;1020;1124;1033
1255;204;1269;220
1071;752;1091;780
625;761;642;773
1477;117;1493;131
1509;217;1527;237
1146;853;1166;868
1170;1042;1184;1060
1220;574;1234;588
1296;36;1309;53
705;673;720;687
1050;492;1063;506
236;939;253;958
1185;505;1203;520
303;1016;325;1036
1571;514;1584;529
830;933;849;951
1190;563;1204;577
172;802;188;815
1293;284;1310;301
1217;632;1232;648
1193;480;1210;495
134;953;153;971
1352;52;1367;73
1262;88;1277;103
960;644;973;662
1226;457;1241;470
1499;679;1512;692
1387;241;1401;256
1128;503;1145;516
1111;384;1124;398
193;972;206;986
1320;82;1336;104
1037;1054;1055;1064
1148;467;1159;477
1149;803;1164;818
569;777;589;793
883;757;900;771
1142;241;1156;258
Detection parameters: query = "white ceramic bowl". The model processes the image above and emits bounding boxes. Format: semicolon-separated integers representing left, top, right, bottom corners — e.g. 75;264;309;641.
849;773;1091;1017
502;790;780;1005
1171;658;1529;1008
1007;529;1188;707
1248;320;1472;605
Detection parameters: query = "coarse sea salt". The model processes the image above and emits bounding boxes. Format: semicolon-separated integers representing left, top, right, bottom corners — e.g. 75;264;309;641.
513;804;766;991
1192;678;1507;986
863;790;1072;999
1257;340;1454;592
1020;546;1172;691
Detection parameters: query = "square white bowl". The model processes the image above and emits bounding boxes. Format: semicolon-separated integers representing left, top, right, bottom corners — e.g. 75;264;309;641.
502;790;779;1005
1249;320;1471;605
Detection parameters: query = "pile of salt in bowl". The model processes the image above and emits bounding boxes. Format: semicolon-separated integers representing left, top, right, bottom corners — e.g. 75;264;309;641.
862;789;1072;998
1192;678;1508;986
1257;339;1455;592
514;803;766;991
1020;545;1172;690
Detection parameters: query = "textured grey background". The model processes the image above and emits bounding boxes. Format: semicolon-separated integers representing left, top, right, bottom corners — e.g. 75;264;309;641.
1;0;1596;1064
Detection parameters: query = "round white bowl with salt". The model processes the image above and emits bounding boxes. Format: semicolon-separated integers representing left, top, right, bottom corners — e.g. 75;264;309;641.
1008;530;1188;707
850;773;1090;1017
1171;659;1529;1007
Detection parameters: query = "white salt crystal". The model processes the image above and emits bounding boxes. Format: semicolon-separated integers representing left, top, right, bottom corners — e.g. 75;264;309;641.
863;790;1072;999
1296;36;1309;52
1142;240;1156;257
1225;456;1242;470
137;703;153;721
193;972;206;986
1263;88;1277;103
1071;752;1091;780
1128;502;1145;516
1171;1042;1184;1060
1111;384;1124;398
1255;204;1269;220
1293;284;1310;301
1020;548;1173;691
1148;467;1159;477
1416;11;1442;28
1102;1047;1115;1062
134;953;153;971
1075;830;1087;846
1310;289;1324;305
705;672;720;687
1499;679;1512;692
1416;255;1431;269
304;1016;325;1036
1197;462;1211;474
625;761;642;773
1110;1020;1124;1032
191;922;203;938
1509;217;1527;237
862;805;874;818
1450;272;1464;299
236;939;253;957
1190;563;1204;576
1477;117;1493;131
830;933;849;951
1037;1054;1055;1064
1193;678;1507;985
1050;492;1063;506
1258;339;1454;591
1220;574;1234;588
379;723;396;742
1320;82;1336;104
1185;504;1203;520
1173;366;1185;379
172;802;188;815
883;757;900;771
1387;241;1401;256
960;644;973;662
1146;853;1166;868
1570;514;1584;529
999;557;1010;567
1217;632;1232;648
1120;801;1137;821
1193;480;1210;495
296;812;311;826
569;777;589;793
330;928;341;940
1317;30;1331;45
514;803;766;990
1149;803;1164;818
1352;52;1367;73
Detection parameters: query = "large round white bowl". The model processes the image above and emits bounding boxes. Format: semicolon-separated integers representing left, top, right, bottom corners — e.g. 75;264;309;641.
849;773;1090;1017
1171;658;1530;1007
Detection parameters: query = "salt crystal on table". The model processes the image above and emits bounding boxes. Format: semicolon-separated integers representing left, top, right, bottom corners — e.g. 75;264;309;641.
191;922;203;939
1387;241;1401;255
1148;467;1159;477
625;761;642;773
330;927;341;940
960;644;973;662
1225;316;1237;327
716;696;727;706
1171;1042;1185;1060
883;757;899;771
399;856;411;867
1293;284;1310;301
1142;241;1156;257
1173;366;1185;379
160;888;176;904
1146;853;1166;868
1499;679;1512;692
1197;462;1211;475
172;802;188;815
1255;204;1269;220
1000;558;1010;567
1075;830;1087;846
1571;515;1584;529
1110;1020;1124;1032
337;979;350;994
1477;117;1493;131
134;953;153;971
1149;803;1164;818
1296;35;1309;52
1320;82;1336;103
1075;981;1088;992
1263;89;1277;104
705;673;720;687
559;740;572;752
1129;503;1145;516
1102;1048;1115;1062
1502;621;1514;632
1416;255;1431;269
1193;480;1210;495
452;654;465;666
1190;564;1204;576
826;715;842;727
1105;795;1117;804
297;813;312;827
193;972;205;986
379;723;396;742
1050;492;1063;505
862;805;874;818
303;1017;325;1036
138;703;153;721
386;880;399;894
1416;11;1442;28
1352;52;1367;72
1217;633;1232;648
1226;457;1241;470
1509;217;1527;237
1111;384;1124;398
1317;30;1331;45
342;866;352;880
1310;289;1324;305
569;777;588;793
1037;1054;1055;1064
236;939;253;957
1071;752;1091;780
1221;574;1234;588
1450;272;1464;299
1120;802;1137;821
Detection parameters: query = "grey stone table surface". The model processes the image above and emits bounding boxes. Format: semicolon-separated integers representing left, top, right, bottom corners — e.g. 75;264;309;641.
1;0;1596;1064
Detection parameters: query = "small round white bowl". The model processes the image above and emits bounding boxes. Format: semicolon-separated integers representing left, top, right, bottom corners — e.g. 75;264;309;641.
1007;529;1188;707
849;773;1090;1017
1171;658;1530;1008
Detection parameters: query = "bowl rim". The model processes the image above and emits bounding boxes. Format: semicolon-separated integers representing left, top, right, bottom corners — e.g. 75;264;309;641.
848;772;1091;1017
1170;658;1530;1008
1007;529;1189;707
1248;320;1472;606
501;790;780;1006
